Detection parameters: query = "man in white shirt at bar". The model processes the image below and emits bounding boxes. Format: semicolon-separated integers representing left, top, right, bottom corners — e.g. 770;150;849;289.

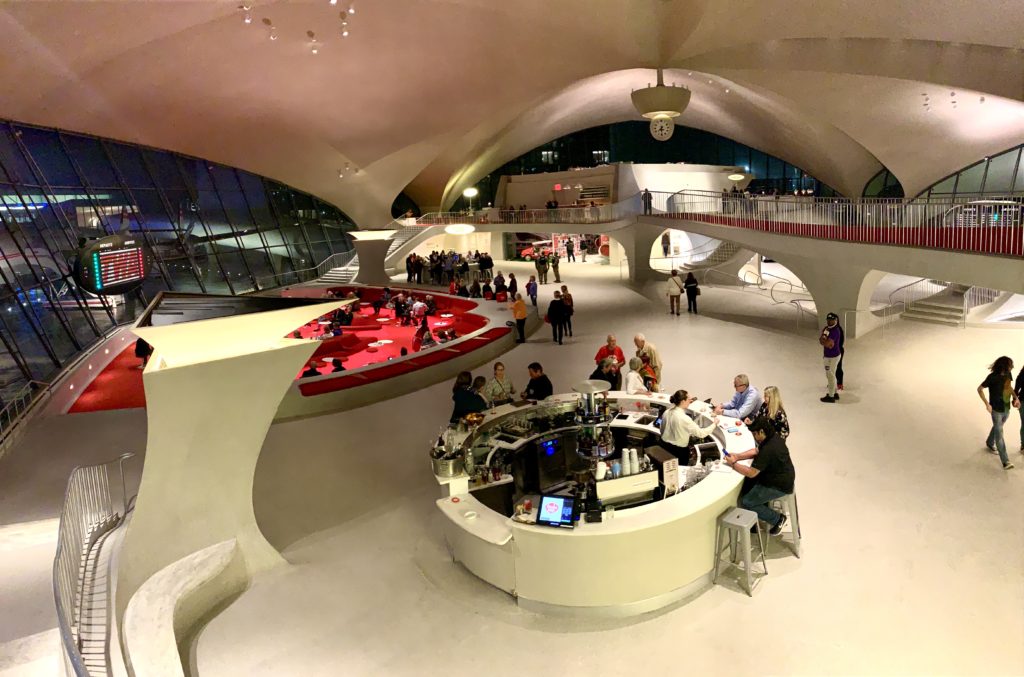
714;373;762;420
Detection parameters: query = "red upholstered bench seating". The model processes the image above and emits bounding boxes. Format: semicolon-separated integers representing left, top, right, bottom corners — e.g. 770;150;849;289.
297;327;511;397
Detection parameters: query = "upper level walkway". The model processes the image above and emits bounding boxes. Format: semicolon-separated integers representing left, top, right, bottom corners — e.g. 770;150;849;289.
416;190;1024;259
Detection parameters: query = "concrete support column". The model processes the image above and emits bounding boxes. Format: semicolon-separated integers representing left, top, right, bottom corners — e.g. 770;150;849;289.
351;236;394;285
115;301;345;624
782;255;886;338
608;222;665;283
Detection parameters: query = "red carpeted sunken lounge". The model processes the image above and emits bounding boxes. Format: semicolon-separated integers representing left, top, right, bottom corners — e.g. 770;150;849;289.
68;285;512;414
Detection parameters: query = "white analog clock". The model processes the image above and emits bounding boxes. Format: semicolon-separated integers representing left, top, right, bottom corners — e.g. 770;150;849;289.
650;116;674;141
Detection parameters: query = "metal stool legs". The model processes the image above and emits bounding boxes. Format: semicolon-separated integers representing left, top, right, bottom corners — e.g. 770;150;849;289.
713;508;768;596
768;492;802;558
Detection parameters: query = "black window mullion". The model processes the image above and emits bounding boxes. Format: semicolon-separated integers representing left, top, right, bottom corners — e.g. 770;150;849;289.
52;133;117;333
137;151;209;294
261;179;306;276
202;164;257;288
99;139;174;291
172;156;237;294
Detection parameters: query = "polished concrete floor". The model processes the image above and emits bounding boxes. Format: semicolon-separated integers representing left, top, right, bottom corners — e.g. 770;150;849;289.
3;261;1023;676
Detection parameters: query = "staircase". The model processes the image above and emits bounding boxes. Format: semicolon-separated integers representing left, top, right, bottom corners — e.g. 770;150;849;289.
313;224;427;286
682;241;742;269
902;284;969;326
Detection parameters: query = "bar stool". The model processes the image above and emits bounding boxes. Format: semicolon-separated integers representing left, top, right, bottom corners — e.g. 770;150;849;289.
768;492;802;558
712;507;767;596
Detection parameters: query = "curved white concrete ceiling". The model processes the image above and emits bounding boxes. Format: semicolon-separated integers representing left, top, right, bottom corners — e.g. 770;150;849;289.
0;0;1020;225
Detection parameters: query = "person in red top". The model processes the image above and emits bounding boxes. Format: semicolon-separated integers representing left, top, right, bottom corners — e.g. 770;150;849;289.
594;334;626;390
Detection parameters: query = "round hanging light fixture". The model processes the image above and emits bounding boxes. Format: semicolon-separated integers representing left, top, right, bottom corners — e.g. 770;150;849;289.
727;173;746;181
462;187;479;198
631;69;691;142
445;223;476;235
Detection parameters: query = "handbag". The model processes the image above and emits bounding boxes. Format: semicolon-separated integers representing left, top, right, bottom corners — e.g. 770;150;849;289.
696;288;701;296
543;314;550;323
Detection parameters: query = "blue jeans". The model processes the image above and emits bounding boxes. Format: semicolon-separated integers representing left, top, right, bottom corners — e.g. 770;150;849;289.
741;484;787;525
987;409;1010;465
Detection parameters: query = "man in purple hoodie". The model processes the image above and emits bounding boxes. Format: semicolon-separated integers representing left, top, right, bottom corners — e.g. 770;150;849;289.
820;312;844;403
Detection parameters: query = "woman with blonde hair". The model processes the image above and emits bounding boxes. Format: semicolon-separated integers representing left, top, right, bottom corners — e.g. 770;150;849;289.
745;385;790;439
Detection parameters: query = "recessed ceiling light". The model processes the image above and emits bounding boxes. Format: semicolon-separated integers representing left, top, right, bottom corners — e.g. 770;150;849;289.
348;4;355;13
342;29;349;36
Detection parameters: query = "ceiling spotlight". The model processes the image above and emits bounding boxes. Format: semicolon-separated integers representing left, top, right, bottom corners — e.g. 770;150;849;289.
330;0;338;4
244;13;252;24
348;4;356;14
269;31;278;40
707;79;713;84
311;44;319;54
724;88;730;93
950;91;956;96
980;96;986;103
341;18;348;25
342;29;349;37
338;170;345;178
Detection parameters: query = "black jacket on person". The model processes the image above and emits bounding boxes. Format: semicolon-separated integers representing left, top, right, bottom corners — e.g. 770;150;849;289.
589;367;616;389
546;298;567;323
450;388;487;423
525;374;553;401
741;431;796;496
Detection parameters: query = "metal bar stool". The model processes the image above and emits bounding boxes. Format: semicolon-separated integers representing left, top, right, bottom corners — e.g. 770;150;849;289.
712;507;768;596
768;492;802;558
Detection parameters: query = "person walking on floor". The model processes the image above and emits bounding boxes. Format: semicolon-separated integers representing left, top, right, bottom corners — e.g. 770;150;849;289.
560;285;574;337
666;270;683;315
565;239;575;262
642;188;653;216
550;251;561;283
661;231;670;258
526;275;538;306
684;272;700;314
819;312;843;403
1016;367;1024;453
546;291;568;345
510;293;528;343
978;356;1019;470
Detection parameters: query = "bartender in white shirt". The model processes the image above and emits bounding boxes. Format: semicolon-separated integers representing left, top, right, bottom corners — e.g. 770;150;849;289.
660;389;718;460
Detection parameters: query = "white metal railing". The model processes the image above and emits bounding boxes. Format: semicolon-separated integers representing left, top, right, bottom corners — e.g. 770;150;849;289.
651;189;1024;258
252;250;357;292
53;452;136;677
422;189;1023;259
840;303;905;337
649;239;723;271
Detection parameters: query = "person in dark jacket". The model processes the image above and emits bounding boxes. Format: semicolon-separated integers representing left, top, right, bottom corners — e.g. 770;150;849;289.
726;417;796;535
684;272;700;314
450;370;487;423
546;291;569;345
589;357;617;388
522;362;553;401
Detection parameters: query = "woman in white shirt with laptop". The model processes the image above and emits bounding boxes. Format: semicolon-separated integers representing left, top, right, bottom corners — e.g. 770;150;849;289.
660;389;719;460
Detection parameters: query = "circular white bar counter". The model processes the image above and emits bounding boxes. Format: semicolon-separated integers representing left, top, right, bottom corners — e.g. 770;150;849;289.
434;392;754;617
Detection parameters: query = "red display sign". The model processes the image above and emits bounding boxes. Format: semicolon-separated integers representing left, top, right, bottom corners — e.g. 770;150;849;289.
94;247;145;290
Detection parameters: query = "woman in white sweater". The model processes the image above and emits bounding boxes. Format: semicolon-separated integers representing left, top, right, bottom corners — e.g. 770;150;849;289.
623;357;649;395
660;389;719;459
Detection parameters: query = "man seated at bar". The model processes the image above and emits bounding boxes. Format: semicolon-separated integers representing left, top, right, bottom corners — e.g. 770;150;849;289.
522;362;553;401
714;373;762;420
661;389;718;460
589;357;617;389
724;417;795;535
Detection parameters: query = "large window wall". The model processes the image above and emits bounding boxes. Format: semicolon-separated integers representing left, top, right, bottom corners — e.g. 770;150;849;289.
915;143;1024;200
0;119;354;403
451;121;837;210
